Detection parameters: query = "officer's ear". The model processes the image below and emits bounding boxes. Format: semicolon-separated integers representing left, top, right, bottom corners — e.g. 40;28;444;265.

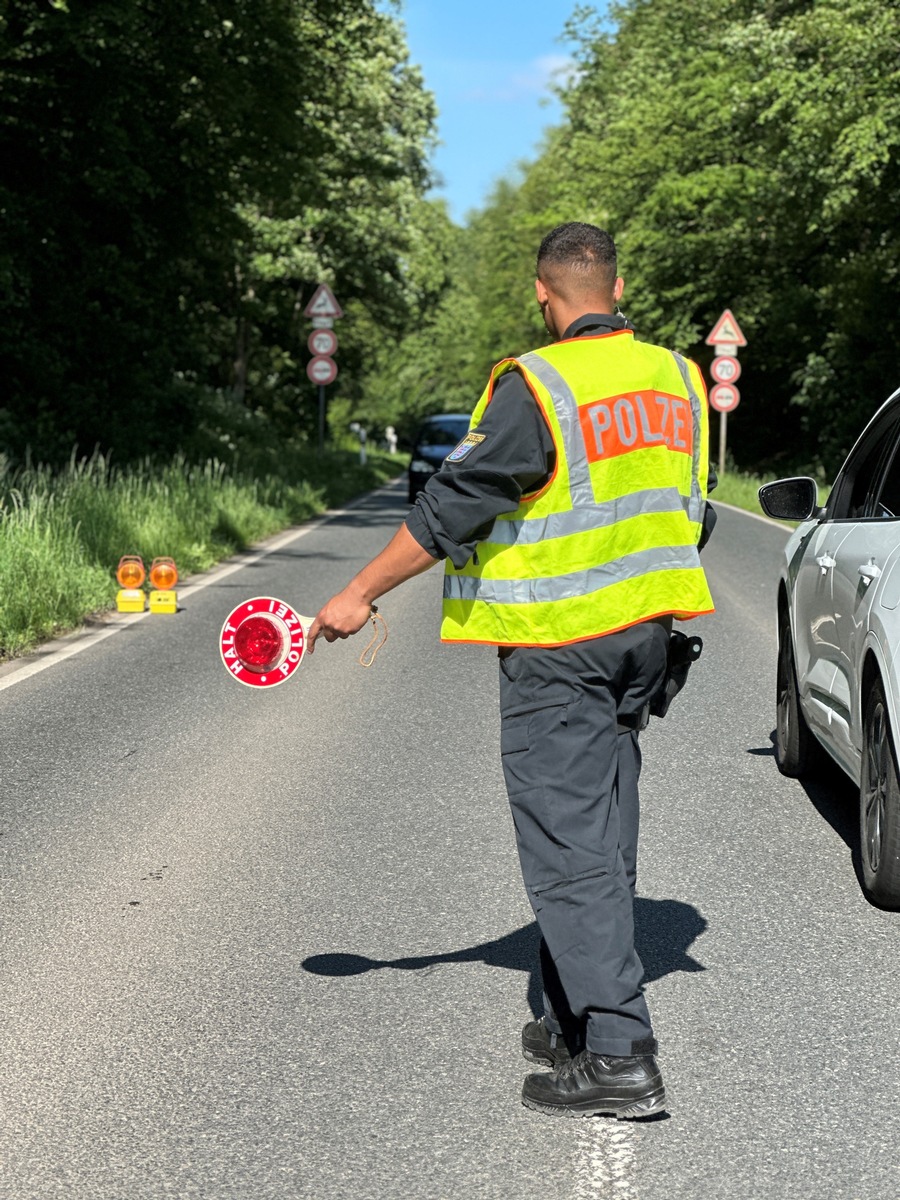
614;276;625;303
535;279;550;306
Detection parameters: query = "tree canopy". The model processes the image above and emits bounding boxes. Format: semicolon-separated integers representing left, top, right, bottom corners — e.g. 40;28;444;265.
2;0;897;477
362;0;899;477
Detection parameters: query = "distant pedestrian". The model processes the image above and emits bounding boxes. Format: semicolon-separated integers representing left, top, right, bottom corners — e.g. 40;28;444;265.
385;425;398;454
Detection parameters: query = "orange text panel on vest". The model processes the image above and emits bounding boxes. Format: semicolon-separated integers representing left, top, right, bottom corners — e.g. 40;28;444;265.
579;391;693;462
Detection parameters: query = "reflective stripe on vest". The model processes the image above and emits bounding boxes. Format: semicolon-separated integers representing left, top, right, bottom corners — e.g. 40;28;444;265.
669;350;706;528
483;486;688;546
444;544;700;605
441;332;714;647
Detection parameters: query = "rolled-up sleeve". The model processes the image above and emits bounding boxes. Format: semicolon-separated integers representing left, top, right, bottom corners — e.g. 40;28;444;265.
405;372;555;569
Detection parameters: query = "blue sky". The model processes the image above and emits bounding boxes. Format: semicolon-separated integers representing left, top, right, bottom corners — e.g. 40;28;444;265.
398;1;584;223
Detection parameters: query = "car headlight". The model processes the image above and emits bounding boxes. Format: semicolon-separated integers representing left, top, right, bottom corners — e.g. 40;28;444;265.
410;459;437;475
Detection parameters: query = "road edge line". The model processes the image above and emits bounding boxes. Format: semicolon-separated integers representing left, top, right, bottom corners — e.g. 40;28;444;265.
713;499;793;533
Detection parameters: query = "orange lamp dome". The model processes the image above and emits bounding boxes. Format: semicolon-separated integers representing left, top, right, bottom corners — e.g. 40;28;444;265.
149;557;178;590
116;555;146;589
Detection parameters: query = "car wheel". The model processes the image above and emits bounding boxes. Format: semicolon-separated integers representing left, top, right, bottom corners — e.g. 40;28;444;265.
859;677;900;908
775;611;822;777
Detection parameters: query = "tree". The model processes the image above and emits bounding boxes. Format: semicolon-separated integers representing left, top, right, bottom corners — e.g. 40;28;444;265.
0;0;437;464
221;4;438;448
452;0;900;476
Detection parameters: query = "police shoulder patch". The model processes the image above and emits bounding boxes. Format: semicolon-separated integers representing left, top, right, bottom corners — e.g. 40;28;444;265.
446;432;486;463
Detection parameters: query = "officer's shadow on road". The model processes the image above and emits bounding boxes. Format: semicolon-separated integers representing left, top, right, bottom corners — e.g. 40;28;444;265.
301;899;707;1018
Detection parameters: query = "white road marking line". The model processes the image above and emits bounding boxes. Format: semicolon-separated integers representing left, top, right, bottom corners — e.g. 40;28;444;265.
0;615;143;693
714;499;793;533
574;1121;639;1200
0;483;403;695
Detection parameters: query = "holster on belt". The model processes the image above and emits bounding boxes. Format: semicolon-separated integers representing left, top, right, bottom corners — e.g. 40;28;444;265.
617;708;651;735
649;630;704;719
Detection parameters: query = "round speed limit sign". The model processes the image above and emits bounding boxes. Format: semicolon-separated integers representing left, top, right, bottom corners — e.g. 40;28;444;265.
710;355;741;385
308;328;338;357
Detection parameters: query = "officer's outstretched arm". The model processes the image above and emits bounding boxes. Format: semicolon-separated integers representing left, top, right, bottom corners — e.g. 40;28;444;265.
307;524;437;651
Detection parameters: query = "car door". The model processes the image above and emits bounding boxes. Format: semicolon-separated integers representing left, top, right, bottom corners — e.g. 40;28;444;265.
793;521;853;749
793;404;900;763
829;424;900;773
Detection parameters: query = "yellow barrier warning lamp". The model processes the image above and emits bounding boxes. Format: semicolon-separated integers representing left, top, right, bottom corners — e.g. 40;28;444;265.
116;555;146;613
148;557;178;614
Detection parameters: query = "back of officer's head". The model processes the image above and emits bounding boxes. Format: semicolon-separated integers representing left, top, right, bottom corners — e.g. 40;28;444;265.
537;223;617;306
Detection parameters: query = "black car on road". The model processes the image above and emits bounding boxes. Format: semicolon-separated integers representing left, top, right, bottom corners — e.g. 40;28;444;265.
407;413;471;503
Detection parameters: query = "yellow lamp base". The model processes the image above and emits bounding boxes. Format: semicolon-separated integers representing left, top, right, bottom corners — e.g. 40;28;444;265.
116;588;146;613
149;589;178;614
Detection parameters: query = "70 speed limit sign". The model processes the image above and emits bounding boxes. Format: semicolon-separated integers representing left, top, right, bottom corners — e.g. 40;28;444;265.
710;355;741;385
308;328;338;357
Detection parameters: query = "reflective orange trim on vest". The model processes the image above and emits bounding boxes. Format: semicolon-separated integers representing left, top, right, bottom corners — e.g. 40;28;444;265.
552;328;635;349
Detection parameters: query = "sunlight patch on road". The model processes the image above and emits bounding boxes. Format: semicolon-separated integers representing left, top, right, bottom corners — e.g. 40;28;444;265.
574;1121;639;1200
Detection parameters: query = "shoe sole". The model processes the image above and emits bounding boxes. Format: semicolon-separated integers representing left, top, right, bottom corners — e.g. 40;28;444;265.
521;1085;667;1120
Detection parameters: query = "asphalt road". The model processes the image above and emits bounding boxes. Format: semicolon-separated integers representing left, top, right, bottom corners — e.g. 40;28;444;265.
1;484;898;1200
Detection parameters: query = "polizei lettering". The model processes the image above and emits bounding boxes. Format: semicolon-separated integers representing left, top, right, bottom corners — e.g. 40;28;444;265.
580;391;692;463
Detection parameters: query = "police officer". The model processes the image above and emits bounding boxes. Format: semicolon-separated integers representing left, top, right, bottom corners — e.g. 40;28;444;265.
308;222;715;1119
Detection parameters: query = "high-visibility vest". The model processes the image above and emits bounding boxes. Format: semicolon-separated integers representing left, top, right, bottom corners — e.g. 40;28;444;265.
441;329;715;647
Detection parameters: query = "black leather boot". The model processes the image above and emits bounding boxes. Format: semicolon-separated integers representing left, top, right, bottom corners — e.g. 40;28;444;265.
522;1050;666;1118
521;1018;578;1067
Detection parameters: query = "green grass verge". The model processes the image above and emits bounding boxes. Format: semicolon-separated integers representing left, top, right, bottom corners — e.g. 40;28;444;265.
0;448;402;662
711;468;771;513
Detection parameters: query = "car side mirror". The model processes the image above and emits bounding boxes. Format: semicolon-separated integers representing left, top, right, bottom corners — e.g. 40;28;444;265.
758;477;820;521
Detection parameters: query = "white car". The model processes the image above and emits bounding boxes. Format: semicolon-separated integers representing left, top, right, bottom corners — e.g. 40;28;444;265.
759;387;900;908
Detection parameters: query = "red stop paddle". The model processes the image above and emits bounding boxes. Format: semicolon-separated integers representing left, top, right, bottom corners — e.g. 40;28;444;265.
219;597;310;688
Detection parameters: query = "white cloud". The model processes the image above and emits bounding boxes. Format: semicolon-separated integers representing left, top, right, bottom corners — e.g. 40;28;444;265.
462;54;578;103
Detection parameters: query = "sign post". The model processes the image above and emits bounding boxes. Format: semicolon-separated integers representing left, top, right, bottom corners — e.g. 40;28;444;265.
304;284;343;453
705;308;747;477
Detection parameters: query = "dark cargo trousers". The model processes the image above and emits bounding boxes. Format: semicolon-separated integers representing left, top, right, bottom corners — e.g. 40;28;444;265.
498;618;670;1057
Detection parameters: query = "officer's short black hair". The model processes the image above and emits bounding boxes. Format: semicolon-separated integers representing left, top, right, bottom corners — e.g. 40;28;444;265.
537;223;618;299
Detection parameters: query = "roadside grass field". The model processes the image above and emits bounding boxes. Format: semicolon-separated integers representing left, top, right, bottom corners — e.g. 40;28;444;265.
712;468;772;513
0;449;401;661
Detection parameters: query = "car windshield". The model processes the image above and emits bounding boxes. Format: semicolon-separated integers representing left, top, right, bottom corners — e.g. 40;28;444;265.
416;417;470;448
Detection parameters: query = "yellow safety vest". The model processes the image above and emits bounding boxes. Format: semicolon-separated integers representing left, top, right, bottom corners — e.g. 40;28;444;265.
441;329;715;647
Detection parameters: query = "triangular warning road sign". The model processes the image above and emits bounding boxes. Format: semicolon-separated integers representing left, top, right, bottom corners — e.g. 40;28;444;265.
706;308;747;347
304;284;343;320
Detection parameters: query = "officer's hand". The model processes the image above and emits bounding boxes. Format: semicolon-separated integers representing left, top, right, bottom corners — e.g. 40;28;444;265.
307;587;373;653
